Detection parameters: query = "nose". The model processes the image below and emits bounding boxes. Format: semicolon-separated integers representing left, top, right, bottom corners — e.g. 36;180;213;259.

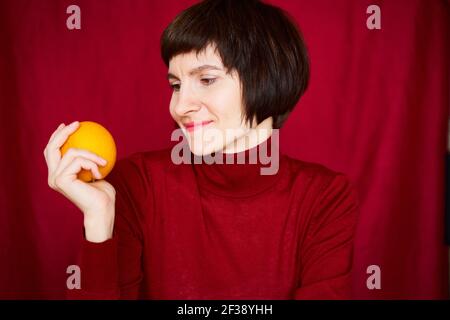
172;84;201;117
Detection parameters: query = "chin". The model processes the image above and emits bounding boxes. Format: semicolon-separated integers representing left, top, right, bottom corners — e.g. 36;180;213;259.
188;142;222;157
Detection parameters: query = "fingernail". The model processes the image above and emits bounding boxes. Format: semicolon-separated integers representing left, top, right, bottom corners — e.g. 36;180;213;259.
101;159;107;165
70;121;79;126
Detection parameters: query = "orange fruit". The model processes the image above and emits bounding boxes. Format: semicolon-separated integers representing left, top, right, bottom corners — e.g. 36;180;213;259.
60;121;117;182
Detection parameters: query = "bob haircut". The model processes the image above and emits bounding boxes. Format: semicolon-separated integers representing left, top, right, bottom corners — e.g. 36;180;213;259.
160;0;309;129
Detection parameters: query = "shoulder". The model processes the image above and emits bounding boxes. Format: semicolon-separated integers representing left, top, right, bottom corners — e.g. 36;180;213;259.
282;154;348;182
281;154;359;204
283;156;359;239
107;147;178;190
114;147;176;174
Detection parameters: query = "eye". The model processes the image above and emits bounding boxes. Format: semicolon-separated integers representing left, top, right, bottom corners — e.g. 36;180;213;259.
201;78;216;86
169;83;180;92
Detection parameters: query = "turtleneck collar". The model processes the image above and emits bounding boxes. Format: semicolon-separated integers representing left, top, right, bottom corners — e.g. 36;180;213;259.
191;135;285;198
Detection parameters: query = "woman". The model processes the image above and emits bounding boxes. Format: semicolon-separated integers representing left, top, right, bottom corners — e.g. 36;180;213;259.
44;0;359;299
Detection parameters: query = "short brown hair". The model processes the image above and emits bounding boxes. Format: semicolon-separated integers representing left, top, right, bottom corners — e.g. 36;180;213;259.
161;0;309;129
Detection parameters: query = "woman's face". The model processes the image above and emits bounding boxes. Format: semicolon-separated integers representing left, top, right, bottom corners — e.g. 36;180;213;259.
168;45;253;156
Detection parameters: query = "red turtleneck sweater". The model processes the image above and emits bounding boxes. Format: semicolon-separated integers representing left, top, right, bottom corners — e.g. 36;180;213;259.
67;137;359;299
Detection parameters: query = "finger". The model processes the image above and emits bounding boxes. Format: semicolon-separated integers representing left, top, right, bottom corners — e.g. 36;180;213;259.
45;121;79;172
44;123;65;160
58;157;102;185
48;123;65;142
54;148;107;178
48;120;79;149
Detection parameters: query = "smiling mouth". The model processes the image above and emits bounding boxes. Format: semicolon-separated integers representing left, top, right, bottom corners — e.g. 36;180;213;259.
184;120;214;132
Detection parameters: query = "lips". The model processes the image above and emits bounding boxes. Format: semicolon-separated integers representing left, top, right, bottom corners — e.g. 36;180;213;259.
183;120;213;132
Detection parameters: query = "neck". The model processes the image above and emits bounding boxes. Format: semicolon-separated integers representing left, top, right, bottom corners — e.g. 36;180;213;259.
222;117;273;154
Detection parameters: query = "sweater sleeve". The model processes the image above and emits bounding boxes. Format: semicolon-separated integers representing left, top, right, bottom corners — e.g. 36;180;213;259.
294;173;359;300
66;155;148;300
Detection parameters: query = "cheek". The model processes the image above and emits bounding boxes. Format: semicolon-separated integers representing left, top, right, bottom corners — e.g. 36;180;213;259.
168;97;177;119
207;87;242;119
216;94;243;125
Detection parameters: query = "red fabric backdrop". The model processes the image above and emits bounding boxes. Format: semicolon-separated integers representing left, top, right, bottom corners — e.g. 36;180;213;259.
0;0;448;299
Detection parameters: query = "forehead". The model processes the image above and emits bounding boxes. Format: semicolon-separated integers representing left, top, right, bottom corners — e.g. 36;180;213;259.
168;45;224;72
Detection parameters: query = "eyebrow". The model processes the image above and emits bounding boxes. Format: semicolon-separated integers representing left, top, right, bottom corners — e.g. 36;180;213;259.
167;64;222;80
